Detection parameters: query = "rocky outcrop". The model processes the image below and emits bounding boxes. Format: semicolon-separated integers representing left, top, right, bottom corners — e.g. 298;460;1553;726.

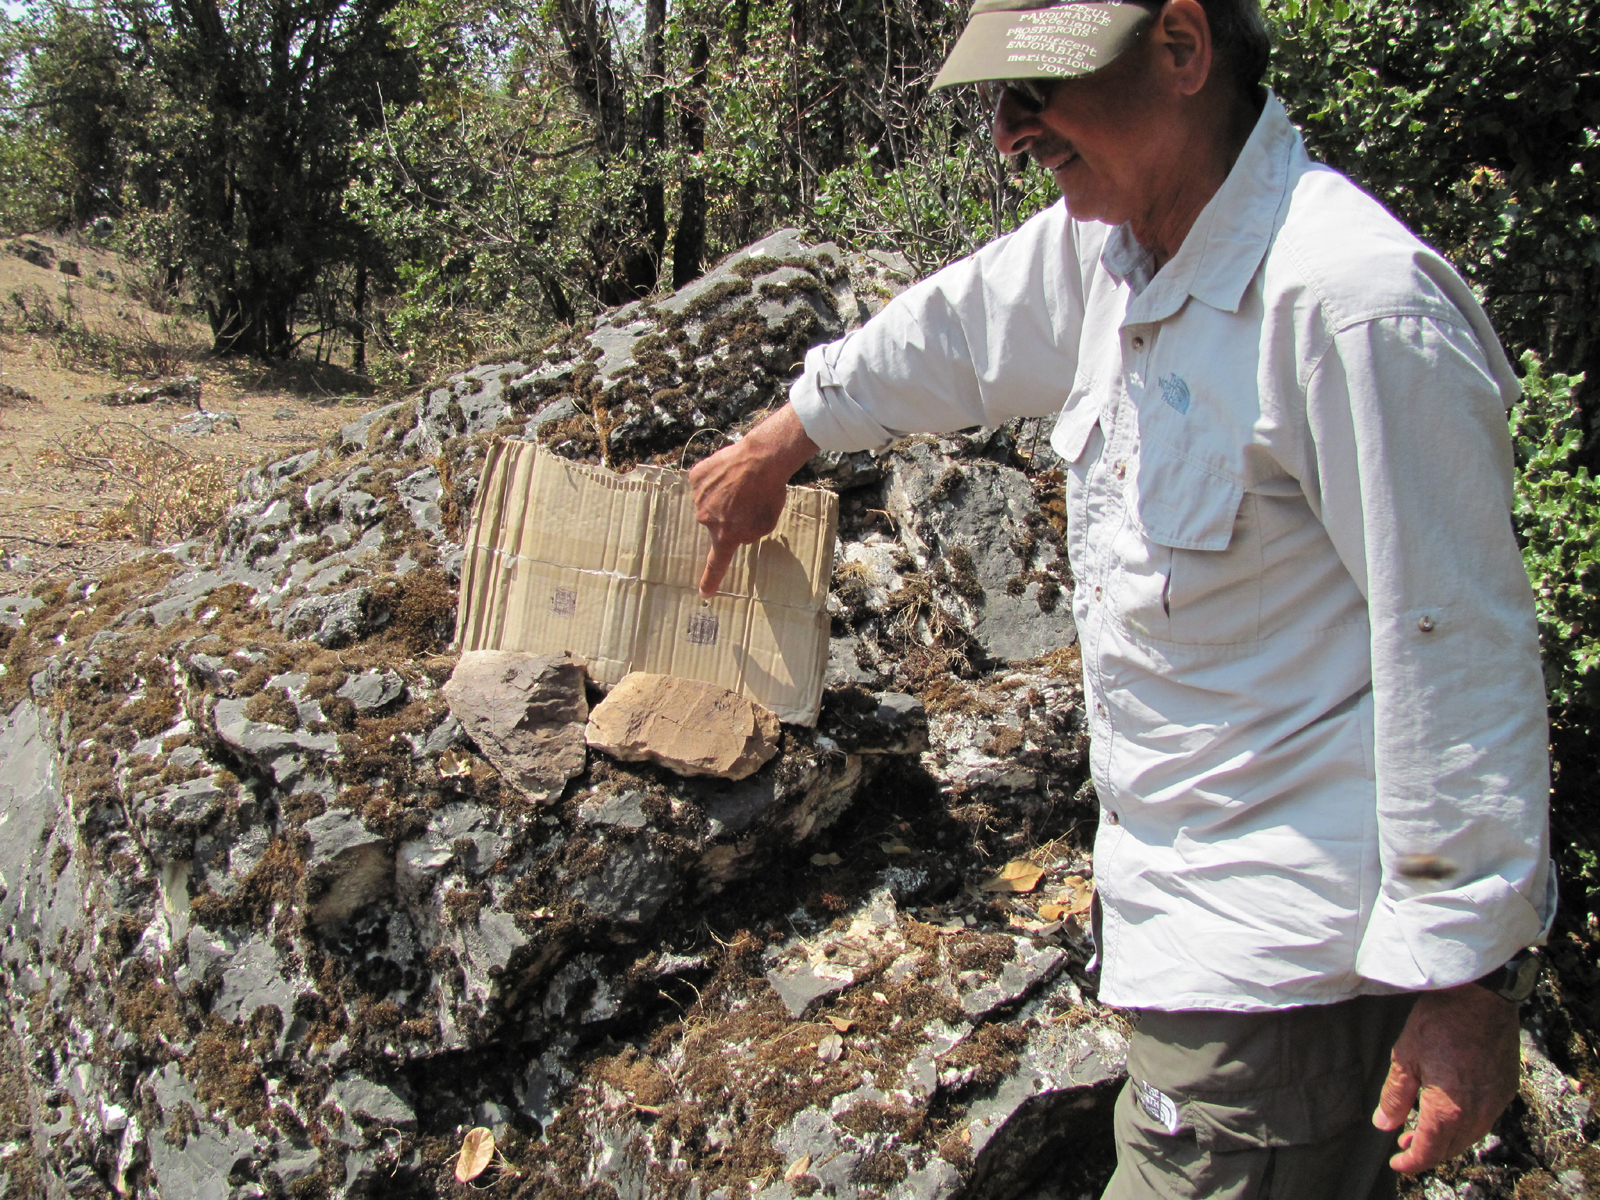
0;230;1131;1200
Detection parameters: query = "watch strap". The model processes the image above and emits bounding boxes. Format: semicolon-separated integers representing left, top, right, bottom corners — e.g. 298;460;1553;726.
1473;948;1541;1004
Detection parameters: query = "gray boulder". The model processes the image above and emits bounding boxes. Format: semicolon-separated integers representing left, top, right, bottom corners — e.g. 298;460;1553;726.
0;232;1125;1200
885;440;1076;664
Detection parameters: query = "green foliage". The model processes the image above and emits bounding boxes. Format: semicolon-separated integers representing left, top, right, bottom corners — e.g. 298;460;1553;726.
347;0;1053;380
344;2;607;377
1268;0;1600;397
18;4;135;224
19;0;423;358
708;0;1056;276
1510;352;1598;717
0;17;68;232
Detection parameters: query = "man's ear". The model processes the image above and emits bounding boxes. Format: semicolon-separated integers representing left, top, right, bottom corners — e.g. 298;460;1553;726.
1151;0;1214;95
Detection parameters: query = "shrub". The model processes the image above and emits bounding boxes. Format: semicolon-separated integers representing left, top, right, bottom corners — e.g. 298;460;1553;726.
1509;352;1597;719
1269;0;1600;409
39;423;237;546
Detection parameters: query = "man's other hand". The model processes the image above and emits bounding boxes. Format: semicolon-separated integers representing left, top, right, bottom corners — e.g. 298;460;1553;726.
689;405;820;597
1372;982;1521;1174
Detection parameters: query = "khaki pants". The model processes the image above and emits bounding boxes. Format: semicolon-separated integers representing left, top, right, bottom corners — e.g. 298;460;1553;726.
1102;993;1417;1200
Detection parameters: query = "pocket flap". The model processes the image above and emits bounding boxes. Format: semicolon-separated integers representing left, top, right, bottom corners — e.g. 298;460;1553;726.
1130;445;1243;551
1050;399;1101;464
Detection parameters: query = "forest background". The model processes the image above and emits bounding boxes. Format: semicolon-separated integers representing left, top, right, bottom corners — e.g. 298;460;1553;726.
0;0;1598;1083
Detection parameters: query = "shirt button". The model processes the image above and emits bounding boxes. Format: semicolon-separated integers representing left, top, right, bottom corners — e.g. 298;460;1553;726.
1418;615;1436;632
1094;585;1103;601
1105;810;1120;826
1114;460;1126;479
1131;336;1145;351
1096;702;1107;718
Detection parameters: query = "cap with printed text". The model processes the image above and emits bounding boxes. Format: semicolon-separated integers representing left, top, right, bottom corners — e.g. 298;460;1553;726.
932;0;1158;89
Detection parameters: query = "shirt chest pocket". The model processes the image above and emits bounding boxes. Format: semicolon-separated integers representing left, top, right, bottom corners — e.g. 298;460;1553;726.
1110;443;1262;647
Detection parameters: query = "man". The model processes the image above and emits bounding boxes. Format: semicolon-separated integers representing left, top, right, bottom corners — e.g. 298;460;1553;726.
689;0;1554;1195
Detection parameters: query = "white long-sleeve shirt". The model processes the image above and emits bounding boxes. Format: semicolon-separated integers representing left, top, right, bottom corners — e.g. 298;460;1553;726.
791;94;1553;1011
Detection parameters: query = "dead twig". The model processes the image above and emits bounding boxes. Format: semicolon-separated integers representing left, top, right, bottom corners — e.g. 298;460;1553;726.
0;533;77;547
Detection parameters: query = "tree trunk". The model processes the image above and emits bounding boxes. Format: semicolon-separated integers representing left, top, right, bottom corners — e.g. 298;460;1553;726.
351;263;368;374
672;32;710;289
208;282;295;358
626;0;668;297
553;0;629;156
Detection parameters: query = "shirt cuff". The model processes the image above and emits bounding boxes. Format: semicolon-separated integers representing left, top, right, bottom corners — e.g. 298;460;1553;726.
1354;866;1553;990
788;342;900;454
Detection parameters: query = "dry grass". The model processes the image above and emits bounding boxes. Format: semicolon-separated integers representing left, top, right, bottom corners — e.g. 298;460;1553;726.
36;421;241;545
0;233;370;591
3;281;205;380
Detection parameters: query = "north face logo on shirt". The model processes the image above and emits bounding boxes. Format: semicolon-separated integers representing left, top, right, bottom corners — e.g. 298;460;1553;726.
1159;373;1191;415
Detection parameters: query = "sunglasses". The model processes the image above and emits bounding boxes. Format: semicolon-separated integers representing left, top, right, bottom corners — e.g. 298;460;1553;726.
976;78;1058;113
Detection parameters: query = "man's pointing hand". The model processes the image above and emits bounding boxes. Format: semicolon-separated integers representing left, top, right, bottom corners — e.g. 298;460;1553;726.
689;405;820;597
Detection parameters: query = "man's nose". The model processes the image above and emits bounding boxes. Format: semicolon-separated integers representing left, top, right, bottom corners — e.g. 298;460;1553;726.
991;91;1043;155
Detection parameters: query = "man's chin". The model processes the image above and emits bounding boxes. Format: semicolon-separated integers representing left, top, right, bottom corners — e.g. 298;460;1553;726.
1054;184;1108;224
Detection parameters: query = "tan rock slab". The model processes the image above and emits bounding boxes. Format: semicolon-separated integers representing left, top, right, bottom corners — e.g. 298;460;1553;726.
441;651;588;803
585;673;779;780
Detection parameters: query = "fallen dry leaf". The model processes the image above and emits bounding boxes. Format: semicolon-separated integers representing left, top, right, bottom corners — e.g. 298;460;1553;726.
979;859;1046;894
785;1154;813;1182
438;746;472;778
1039;874;1095;920
872;991;889;1004
1055;875;1095;912
455;1127;495;1183
809;852;843;866
817;1032;844;1062
826;1016;854;1032
1007;914;1054;932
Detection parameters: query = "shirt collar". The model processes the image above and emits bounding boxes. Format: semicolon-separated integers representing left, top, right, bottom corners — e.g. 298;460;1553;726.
1102;91;1301;323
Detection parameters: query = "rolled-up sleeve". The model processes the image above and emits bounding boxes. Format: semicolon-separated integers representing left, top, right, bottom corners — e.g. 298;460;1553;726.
1305;312;1554;991
790;203;1088;452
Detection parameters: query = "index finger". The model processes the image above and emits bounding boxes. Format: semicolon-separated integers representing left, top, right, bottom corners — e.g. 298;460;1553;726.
1373;1057;1419;1132
699;538;737;598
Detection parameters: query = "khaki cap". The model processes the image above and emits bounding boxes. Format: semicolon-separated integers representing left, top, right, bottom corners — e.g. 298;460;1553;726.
932;0;1157;89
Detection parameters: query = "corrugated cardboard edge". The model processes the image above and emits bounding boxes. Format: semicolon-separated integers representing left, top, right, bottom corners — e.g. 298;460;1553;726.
456;439;838;726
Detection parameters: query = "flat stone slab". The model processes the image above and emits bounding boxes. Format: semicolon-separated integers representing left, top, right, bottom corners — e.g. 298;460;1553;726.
959;938;1067;1017
576;791;650;829
586;673;779;780
304;809;393;926
337;668;404;711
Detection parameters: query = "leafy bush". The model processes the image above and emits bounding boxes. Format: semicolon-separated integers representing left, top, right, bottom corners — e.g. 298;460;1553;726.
1510;353;1597;718
1269;0;1600;408
0;17;67;233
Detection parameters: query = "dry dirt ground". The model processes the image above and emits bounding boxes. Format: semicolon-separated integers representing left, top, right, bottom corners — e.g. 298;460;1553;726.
0;231;377;595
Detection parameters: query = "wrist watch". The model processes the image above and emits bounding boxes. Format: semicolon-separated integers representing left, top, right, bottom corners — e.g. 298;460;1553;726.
1473;948;1542;1004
